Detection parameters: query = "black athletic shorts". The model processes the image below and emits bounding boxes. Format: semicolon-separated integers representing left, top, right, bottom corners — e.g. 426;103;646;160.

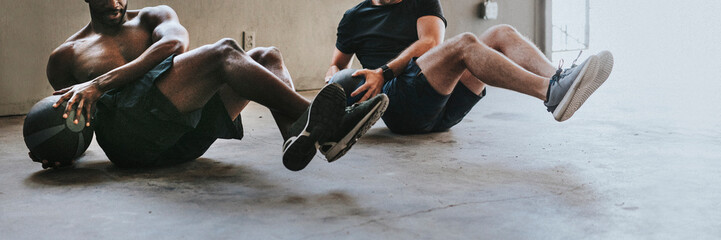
94;55;243;168
381;58;485;134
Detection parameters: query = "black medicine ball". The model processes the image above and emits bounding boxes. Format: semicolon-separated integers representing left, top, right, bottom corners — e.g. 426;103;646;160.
23;95;94;164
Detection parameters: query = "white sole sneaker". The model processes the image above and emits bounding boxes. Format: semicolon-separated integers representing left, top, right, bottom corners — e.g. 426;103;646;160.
554;51;614;122
320;94;389;162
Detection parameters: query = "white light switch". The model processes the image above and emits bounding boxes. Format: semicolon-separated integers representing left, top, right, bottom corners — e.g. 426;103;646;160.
486;1;498;20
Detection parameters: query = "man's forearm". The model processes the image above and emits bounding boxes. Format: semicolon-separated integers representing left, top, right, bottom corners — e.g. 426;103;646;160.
326;65;341;78
95;38;185;91
384;38;440;75
326;50;354;82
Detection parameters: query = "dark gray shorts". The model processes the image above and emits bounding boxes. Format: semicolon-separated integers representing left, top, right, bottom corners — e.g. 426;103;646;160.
94;55;243;168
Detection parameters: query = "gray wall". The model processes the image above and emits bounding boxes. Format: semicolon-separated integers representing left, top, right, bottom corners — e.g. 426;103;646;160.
0;0;542;116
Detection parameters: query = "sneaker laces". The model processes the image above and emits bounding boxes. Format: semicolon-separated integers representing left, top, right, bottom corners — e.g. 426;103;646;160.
570;50;583;68
550;50;584;85
547;51;583;103
345;101;364;114
549;60;564;87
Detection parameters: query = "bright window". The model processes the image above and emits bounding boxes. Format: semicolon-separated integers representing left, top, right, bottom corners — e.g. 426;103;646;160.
552;0;590;52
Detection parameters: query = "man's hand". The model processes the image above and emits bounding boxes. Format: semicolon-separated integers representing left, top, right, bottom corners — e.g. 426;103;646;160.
326;49;353;83
350;68;384;103
53;78;104;127
29;152;75;169
325;65;341;83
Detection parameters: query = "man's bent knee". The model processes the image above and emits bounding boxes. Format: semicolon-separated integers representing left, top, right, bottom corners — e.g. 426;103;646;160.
212;38;245;57
453;32;482;45
447;32;484;55
480;24;518;45
418;32;480;67
217;38;242;50
249;46;283;65
485;24;517;37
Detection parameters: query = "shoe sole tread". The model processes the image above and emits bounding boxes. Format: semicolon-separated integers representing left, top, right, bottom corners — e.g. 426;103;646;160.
283;84;345;171
554;51;614;122
323;94;389;162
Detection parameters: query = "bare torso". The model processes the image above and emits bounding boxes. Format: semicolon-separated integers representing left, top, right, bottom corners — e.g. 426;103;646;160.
55;10;152;87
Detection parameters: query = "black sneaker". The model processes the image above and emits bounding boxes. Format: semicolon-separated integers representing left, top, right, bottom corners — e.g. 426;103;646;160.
318;94;389;162
282;83;346;171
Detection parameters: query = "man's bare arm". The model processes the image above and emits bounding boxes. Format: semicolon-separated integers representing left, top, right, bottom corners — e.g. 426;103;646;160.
350;15;446;102
384;16;445;77
46;42;78;91
94;5;189;92
53;5;189;127
35;43;80;169
324;48;354;83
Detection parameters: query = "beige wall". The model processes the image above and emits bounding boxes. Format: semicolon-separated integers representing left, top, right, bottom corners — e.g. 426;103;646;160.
0;0;543;116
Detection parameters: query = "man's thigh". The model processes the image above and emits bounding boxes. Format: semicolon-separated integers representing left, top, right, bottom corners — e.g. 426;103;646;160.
415;35;469;95
381;59;451;134
152;94;244;168
155;44;227;113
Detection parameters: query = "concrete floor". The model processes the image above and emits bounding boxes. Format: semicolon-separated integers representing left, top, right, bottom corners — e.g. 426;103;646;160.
3;1;721;239
2;81;721;239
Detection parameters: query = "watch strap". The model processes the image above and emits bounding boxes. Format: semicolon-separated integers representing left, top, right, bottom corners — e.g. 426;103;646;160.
381;64;394;82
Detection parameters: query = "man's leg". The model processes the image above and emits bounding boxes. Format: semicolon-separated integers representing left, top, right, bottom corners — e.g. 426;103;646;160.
155;38;309;126
452;24;555;96
480;24;557;78
155;39;347;171
417;32;613;122
246;47;298;139
457;70;486;95
416;32;550;101
215;46;299;139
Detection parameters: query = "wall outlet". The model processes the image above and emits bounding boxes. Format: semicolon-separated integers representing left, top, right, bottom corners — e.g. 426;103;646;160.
242;31;255;50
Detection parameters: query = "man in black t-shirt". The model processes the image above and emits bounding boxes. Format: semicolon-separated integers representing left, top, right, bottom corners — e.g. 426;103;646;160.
325;0;614;134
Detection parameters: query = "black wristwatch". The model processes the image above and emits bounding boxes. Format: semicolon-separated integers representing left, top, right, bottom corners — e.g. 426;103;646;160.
380;64;395;82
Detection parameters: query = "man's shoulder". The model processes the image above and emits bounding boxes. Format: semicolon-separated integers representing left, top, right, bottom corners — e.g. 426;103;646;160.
136;5;178;23
344;0;371;17
52;41;76;55
138;5;176;15
54;26;91;59
48;40;78;68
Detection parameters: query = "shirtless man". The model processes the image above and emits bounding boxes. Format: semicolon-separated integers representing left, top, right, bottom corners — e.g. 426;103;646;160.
32;0;387;171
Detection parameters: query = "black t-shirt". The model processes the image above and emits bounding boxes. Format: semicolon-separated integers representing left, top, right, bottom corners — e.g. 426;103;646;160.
336;0;447;69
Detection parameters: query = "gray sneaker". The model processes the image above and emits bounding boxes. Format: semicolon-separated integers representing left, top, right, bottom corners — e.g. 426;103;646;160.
545;51;614;122
319;94;389;162
282;83;346;171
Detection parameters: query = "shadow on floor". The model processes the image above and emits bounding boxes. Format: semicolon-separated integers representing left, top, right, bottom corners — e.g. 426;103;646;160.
22;157;375;217
24;158;271;188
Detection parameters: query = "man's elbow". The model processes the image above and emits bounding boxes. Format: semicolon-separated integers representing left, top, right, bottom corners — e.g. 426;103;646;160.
424;38;442;49
161;38;187;55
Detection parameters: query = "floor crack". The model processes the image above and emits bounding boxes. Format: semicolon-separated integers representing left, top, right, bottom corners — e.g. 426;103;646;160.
302;194;545;239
